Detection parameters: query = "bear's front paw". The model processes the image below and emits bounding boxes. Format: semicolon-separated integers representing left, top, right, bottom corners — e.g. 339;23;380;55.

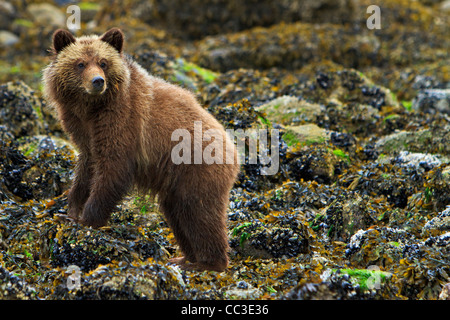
67;206;81;222
54;213;78;224
169;258;227;272
79;201;109;228
79;215;108;228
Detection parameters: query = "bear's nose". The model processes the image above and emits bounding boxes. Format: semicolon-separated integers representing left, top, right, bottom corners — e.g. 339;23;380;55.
92;76;105;89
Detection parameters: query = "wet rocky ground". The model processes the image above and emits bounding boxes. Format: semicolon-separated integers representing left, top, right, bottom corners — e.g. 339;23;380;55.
0;0;449;300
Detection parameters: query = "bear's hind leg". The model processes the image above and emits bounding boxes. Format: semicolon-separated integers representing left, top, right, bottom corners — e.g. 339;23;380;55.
160;192;229;272
159;195;198;265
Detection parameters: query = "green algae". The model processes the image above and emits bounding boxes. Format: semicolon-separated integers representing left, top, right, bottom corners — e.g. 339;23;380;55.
78;2;101;10
332;149;350;163
335;268;392;291
178;59;218;84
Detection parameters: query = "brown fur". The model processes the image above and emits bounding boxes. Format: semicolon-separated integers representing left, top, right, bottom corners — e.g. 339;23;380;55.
42;28;239;272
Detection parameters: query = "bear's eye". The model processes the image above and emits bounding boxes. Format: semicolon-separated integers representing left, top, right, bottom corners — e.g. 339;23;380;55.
100;62;107;69
77;62;85;69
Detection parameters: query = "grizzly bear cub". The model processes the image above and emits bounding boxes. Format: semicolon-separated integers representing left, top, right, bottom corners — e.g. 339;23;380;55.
42;28;239;272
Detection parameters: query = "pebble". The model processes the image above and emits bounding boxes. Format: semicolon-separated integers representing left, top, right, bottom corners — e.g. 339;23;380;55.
394;151;444;171
27;3;65;27
0;30;19;47
413;89;450;115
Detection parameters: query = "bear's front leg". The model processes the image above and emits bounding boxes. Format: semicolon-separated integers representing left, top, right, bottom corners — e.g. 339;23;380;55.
67;152;92;222
79;153;134;228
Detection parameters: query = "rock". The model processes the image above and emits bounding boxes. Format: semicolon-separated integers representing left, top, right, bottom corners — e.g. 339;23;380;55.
0;81;46;138
0;30;19;47
375;127;450;156
18;134;78;158
0;266;37;299
224;282;264;299
412;75;444;91
128;0;357;40
78;2;102;23
422;206;450;236
439;283;450;300
393;151;446;172
286;266;393;300
256;96;324;125
295;0;358;23
316;194;379;242
10;19;34;36
27;3;65;28
330;131;356;151
412;89;450;115
443;165;450;182
230;219;310;259
287;144;339;183
282;124;329;148
416;0;442;6
399;231;450;299
441;0;450;11
0;134;75;201
193;22;328;72
0;1;16;31
46;260;188;299
133;47;219;93
345;227;409;265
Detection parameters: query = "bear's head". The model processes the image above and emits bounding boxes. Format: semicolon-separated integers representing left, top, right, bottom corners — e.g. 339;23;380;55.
48;28;129;97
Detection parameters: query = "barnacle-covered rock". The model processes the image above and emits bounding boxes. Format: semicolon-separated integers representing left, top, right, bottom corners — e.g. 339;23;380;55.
224;281;264;299
256;96;324;126
0;266;37;299
0;135;75;201
45;259;188;300
312;194;379;242
422;206;450;236
132;46;219;95
230;215;310;259
202;68;284;108
207;98;263;130
439;283;450;300
393;151;446;172
375;126;450;156
26;3;65;28
0;81;46;138
285;267;395;300
287;145;338;184
282;124;329;149
127;0;357;40
413;89;450;115
345;227;409;268
398;232;450;299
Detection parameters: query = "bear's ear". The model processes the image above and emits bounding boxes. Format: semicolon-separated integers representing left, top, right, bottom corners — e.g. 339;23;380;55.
53;29;76;54
100;28;124;53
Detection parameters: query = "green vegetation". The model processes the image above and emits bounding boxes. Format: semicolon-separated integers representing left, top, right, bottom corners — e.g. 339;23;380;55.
133;195;155;214
79;2;101;10
177;59;218;84
402;100;413;111
332;148;350;162
232;222;253;248
335;268;391;291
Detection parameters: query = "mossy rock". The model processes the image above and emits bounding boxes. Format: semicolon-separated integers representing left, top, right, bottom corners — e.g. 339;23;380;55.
375;127;450;156
282;124;329;149
256;96;324;126
0;81;46;138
